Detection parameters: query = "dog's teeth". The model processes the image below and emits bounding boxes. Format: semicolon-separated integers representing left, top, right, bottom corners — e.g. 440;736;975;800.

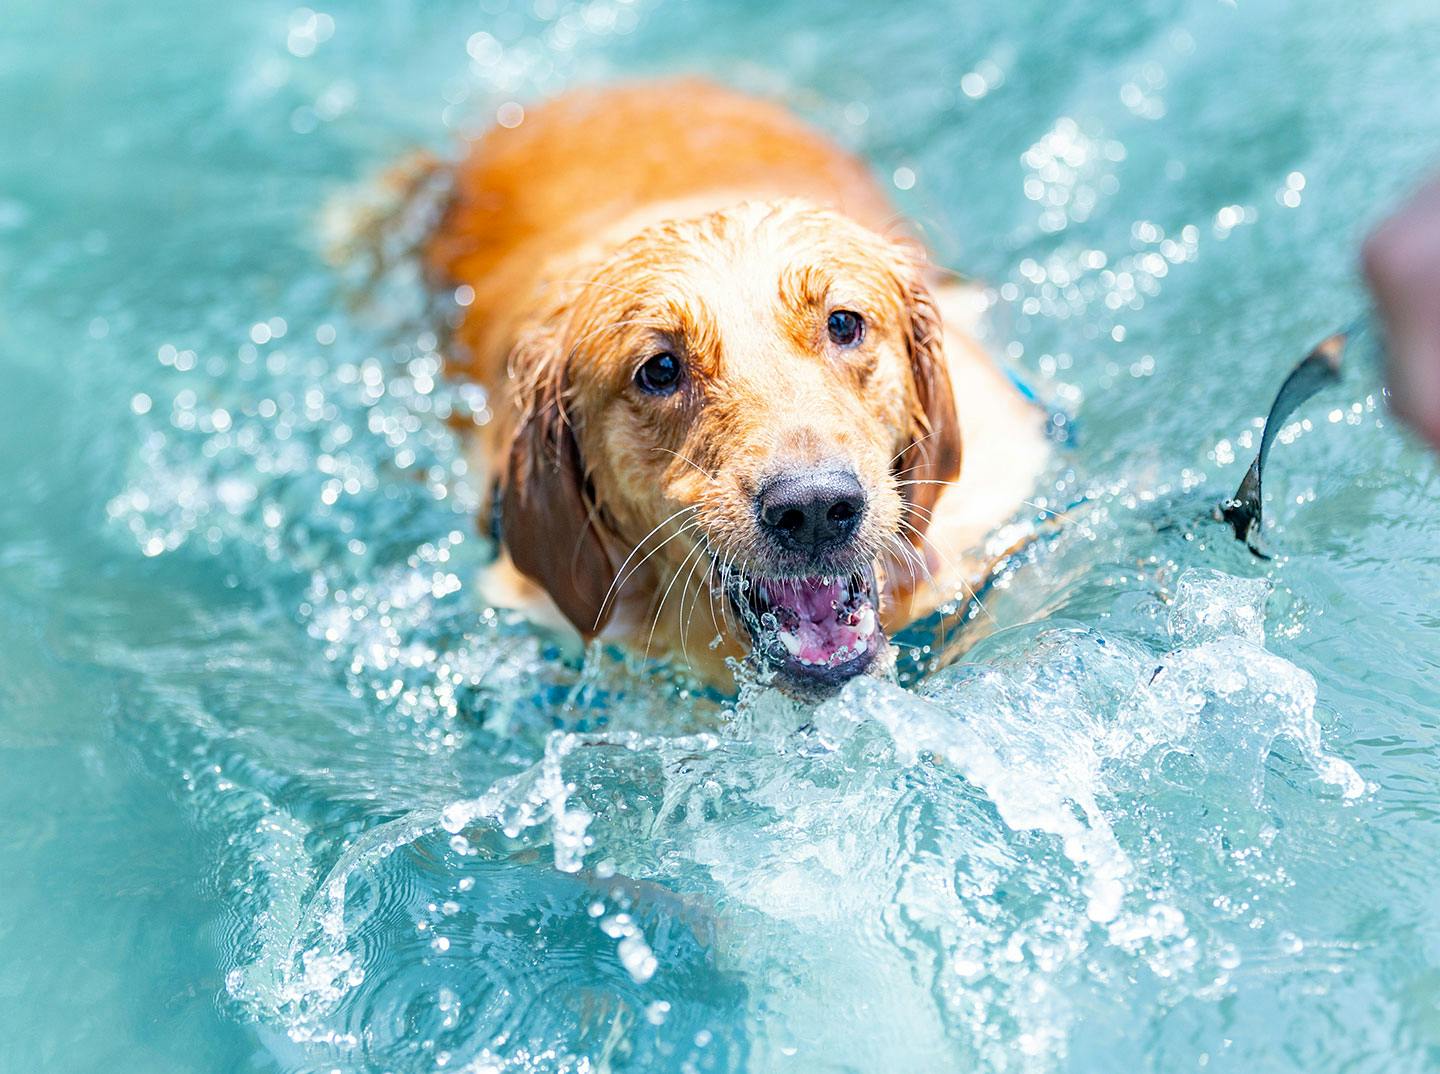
779;632;802;657
857;606;876;637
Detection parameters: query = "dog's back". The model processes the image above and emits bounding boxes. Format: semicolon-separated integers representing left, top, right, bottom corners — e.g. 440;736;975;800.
425;79;898;386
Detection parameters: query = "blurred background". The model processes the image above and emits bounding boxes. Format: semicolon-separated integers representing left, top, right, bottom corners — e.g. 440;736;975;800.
2;0;1439;1071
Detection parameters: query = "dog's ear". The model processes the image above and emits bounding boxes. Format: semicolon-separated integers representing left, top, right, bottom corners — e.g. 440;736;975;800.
894;252;963;529
500;327;620;637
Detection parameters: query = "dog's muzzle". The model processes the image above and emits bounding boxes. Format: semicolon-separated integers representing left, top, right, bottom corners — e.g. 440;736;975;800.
725;567;882;687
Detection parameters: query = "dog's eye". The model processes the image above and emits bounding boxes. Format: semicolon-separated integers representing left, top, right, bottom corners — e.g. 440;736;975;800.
635;352;682;395
827;309;864;347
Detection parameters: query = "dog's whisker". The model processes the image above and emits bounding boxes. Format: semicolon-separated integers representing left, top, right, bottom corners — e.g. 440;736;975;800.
718;548;742;636
644;536;710;664
901;500;941;523
881;528;959;651
899;497;944;533
892;458;938;481
879;527;955;645
890;524;944;588
654;447;718;483
899;518;998;627
604;516;703;640
890;429;937;468
700;540;729;639
884;532;930;610
677;539;715;665
1019;498;1080;525
593;504;699;628
676;539;708;662
718;547;743;630
884;532;922;591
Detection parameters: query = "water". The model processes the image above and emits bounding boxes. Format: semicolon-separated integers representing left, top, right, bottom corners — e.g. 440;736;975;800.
3;0;1439;1070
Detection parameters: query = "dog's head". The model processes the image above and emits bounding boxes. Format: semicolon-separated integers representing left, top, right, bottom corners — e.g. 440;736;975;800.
500;200;961;687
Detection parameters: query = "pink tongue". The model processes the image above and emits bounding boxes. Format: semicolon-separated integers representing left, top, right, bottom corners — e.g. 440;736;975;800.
770;577;844;622
766;577;875;667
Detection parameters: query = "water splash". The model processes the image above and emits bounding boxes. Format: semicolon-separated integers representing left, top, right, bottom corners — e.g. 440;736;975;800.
101;217;1365;1069
184;536;1362;1072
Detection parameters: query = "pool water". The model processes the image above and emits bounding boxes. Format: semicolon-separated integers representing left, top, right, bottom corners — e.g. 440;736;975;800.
3;0;1440;1070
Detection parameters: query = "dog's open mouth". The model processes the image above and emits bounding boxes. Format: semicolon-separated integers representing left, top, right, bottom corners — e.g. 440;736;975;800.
725;568;883;685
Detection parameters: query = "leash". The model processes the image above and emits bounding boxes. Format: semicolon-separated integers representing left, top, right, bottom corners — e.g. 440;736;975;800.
902;310;1380;676
1215;310;1376;557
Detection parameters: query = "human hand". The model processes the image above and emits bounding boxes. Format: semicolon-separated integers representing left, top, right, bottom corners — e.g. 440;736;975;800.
1362;174;1440;451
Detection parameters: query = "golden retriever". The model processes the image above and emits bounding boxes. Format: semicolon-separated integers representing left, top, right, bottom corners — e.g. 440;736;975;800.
420;79;1050;688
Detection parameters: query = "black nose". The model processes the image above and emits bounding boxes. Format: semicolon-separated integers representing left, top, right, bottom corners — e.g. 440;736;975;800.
757;469;867;555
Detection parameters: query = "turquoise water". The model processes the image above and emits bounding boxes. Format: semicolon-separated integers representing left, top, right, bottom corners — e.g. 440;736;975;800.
3;0;1440;1070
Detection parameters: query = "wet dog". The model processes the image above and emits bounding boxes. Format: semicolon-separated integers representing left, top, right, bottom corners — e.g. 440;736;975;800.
420;79;1049;688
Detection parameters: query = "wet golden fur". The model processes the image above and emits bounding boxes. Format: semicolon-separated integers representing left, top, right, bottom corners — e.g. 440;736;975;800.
422;79;1049;682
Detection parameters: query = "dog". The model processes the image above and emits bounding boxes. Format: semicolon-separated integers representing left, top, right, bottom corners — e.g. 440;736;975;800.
419;79;1050;689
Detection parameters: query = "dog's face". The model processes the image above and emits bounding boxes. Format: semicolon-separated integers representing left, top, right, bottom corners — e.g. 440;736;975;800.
502;201;961;687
